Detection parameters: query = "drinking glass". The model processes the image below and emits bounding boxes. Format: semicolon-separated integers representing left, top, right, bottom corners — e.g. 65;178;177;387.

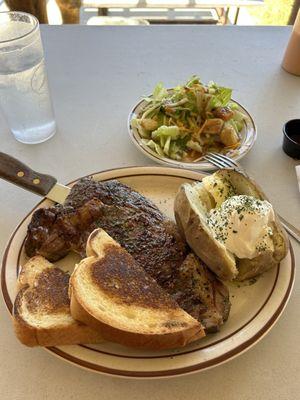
0;11;56;144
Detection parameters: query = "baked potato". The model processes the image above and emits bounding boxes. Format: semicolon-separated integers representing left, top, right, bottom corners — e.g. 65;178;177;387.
174;169;288;281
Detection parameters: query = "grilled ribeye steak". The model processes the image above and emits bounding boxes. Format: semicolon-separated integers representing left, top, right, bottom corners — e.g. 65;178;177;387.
25;178;230;331
169;254;230;333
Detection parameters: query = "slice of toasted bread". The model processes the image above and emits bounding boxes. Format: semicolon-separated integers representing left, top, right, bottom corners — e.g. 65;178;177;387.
70;229;205;350
13;256;103;347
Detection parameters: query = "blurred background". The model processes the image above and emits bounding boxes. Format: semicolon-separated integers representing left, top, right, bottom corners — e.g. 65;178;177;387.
0;0;299;26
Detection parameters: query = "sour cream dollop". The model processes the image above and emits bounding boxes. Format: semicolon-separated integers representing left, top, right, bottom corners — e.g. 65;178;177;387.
207;195;275;259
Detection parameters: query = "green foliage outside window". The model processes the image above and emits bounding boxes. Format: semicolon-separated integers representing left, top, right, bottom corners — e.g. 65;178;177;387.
249;0;295;25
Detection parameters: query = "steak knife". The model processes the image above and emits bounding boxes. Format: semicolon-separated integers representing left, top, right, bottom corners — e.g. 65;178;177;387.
0;151;299;243
0;151;70;204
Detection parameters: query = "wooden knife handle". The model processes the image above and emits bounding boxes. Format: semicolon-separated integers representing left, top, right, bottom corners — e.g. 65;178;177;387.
0;152;57;196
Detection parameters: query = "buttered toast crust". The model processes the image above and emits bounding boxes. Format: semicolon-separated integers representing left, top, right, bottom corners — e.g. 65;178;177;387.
17;266;70;314
13;256;103;347
70;229;205;350
90;245;180;310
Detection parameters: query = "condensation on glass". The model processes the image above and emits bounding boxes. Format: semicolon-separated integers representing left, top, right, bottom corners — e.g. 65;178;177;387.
0;11;56;144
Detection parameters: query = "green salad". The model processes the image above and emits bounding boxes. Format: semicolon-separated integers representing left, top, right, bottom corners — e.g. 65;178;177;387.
131;76;248;161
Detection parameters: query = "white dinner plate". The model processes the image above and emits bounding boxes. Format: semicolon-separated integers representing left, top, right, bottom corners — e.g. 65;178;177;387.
1;166;294;379
128;97;257;171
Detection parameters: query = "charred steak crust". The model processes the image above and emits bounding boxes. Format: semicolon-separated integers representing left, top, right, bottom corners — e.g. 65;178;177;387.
25;205;71;261
25;178;230;331
168;254;230;332
64;179;163;219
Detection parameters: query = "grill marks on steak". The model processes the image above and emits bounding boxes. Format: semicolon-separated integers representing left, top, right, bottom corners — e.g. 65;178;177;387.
169;254;230;333
25;178;230;332
89;207;187;285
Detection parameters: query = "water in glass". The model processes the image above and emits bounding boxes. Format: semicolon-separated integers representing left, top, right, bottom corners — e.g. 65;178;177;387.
0;13;56;144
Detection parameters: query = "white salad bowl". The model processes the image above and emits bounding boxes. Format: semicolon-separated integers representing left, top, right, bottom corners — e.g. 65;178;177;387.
128;93;257;172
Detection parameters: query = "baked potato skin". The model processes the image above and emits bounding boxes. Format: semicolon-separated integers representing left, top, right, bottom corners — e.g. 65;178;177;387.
174;169;289;282
174;185;238;281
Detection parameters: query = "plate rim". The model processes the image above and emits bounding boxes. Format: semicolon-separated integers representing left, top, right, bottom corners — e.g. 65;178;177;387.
127;95;257;171
1;166;295;379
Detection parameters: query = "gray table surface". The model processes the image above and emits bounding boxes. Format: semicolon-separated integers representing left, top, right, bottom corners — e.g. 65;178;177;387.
0;25;299;400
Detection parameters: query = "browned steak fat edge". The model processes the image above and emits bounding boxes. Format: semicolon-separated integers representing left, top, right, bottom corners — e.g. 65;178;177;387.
25;178;231;332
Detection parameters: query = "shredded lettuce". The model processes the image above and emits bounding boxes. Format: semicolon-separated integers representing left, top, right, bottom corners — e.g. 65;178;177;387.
163;136;171;155
233;110;247;122
152;82;168;101
186;75;201;87
154;143;164;156
169;142;183;160
134;76;246;161
187;140;202;153
141;139;156;150
131;118;149;138
152;125;180;140
228;101;239;110
208;86;232;108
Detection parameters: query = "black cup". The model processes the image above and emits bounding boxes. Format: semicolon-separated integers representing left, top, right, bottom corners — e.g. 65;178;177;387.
282;119;300;159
